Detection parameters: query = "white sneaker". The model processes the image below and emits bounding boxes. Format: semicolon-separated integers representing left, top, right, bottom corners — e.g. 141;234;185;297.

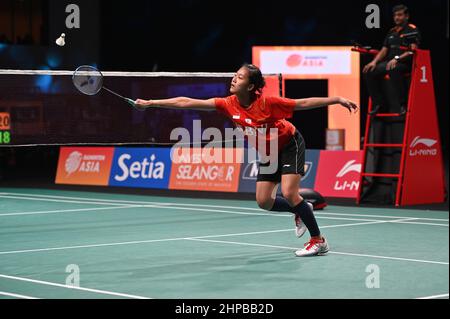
295;237;330;257
294;202;313;238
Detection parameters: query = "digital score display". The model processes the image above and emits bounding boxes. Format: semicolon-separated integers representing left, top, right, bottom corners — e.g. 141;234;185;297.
0;112;11;145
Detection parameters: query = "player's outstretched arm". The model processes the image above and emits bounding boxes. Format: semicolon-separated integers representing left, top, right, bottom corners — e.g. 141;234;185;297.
134;97;216;111
295;97;359;114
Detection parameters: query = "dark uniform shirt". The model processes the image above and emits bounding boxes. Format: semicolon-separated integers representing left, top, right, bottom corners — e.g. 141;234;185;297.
383;23;421;63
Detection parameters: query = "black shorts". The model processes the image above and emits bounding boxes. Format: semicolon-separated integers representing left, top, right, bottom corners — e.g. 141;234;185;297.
257;130;306;183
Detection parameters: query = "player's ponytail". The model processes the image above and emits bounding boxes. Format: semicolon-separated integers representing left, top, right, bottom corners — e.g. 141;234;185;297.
242;63;266;94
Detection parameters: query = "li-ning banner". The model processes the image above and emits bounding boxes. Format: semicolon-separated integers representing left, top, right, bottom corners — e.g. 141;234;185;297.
314;151;363;198
400;50;446;205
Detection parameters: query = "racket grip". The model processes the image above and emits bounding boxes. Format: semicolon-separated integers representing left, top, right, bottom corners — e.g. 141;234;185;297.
127;98;145;112
126;98;136;106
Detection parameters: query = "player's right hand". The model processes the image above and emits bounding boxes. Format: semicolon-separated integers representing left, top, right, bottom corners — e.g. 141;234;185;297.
134;99;152;109
363;61;377;73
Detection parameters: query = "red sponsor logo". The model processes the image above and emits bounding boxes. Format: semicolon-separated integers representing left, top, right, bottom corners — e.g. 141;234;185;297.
286;54;303;67
315;151;363;198
286;54;325;68
409;136;438;157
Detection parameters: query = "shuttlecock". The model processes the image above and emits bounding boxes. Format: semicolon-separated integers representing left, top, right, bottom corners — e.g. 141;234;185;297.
56;33;66;47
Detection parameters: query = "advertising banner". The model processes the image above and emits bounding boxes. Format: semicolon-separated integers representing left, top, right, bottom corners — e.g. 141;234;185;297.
238;149;321;193
109;148;172;189
169;148;243;193
55;147;114;186
315;151;363;198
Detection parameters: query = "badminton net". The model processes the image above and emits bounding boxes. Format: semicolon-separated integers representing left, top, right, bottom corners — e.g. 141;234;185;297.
0;69;282;147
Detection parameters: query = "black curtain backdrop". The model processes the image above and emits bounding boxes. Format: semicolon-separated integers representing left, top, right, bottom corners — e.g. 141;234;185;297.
98;0;449;155
0;0;447;191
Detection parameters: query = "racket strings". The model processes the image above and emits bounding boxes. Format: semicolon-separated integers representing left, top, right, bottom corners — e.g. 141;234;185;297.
73;66;104;96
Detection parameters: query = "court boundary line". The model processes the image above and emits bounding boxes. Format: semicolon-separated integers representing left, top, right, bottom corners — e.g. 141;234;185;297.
2;192;448;222
0;291;39;299
1;217;448;266
0;205;140;217
0;218;417;255
0;193;447;227
0;274;151;299
0;221;418;256
0;195;132;206
416;293;449;299
186;238;450;266
0;200;393;224
0;204;415;224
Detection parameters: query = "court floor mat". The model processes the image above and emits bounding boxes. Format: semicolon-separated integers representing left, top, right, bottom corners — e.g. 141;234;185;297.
0;188;448;299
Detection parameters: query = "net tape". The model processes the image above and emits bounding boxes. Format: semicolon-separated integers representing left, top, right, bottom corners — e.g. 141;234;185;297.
0;70;248;77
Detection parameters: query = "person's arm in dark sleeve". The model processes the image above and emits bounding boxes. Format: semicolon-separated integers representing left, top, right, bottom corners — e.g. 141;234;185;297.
363;35;389;73
398;26;421;62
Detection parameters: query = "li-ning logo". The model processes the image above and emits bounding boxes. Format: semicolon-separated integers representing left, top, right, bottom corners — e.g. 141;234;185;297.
336;160;362;178
409;136;438;157
334;160;362;191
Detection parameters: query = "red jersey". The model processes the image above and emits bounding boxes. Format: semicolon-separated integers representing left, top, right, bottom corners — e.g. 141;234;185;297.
215;95;297;153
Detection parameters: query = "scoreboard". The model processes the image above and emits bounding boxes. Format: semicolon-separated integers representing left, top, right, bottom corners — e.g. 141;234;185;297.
0;112;11;145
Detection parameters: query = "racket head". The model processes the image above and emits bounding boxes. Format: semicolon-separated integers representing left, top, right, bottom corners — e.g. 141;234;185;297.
72;65;104;96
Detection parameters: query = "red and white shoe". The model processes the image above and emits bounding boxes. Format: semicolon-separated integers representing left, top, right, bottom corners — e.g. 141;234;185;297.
294;202;313;238
295;237;330;257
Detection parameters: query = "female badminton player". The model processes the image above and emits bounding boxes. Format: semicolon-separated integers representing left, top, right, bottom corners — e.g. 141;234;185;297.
135;64;358;257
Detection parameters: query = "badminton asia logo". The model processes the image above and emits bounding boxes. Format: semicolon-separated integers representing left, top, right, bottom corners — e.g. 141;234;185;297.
65;151;107;175
334;160;362;191
286;54;325;68
56;147;115;186
65;151;82;176
409;136;438;157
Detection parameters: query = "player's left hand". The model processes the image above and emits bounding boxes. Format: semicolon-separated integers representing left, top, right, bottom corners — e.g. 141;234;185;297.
338;97;359;114
386;59;398;70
